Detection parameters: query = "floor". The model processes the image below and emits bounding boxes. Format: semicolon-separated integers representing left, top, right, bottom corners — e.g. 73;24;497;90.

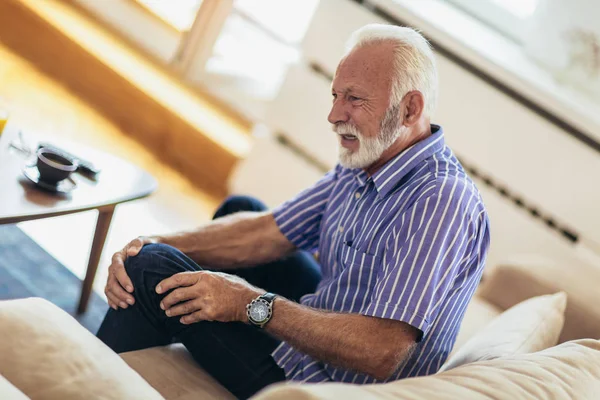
0;41;224;301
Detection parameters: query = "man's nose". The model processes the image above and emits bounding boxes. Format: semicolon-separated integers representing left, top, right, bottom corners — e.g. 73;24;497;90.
328;99;349;125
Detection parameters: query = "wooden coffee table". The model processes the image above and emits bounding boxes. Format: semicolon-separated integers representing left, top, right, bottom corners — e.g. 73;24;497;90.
0;124;157;313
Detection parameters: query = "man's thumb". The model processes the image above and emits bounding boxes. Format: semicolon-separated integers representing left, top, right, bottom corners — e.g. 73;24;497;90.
127;238;144;256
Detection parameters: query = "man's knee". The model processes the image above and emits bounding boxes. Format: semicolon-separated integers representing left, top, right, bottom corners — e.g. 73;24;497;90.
124;243;178;277
214;195;268;219
124;243;200;292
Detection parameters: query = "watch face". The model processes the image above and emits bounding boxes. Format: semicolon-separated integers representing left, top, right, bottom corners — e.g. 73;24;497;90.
249;302;269;323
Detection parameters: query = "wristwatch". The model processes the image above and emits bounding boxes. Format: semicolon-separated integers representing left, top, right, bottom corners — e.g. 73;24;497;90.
246;292;277;328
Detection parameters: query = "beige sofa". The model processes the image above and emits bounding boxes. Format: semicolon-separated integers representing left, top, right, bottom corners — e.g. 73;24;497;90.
1;255;600;399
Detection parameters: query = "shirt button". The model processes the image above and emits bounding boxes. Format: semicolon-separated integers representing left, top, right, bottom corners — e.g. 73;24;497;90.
339;226;344;233
355;192;361;199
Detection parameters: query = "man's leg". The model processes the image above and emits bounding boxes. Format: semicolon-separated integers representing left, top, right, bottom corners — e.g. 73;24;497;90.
97;243;285;399
97;195;321;398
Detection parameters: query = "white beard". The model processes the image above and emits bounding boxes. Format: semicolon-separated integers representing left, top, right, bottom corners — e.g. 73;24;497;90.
333;104;403;169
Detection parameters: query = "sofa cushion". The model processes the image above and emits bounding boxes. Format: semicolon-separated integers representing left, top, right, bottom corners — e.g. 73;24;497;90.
441;292;566;371
0;375;29;400
252;339;600;400
478;255;600;343
0;298;164;400
449;296;502;357
121;344;235;400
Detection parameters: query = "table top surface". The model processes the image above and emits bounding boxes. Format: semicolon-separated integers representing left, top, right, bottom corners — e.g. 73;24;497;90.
0;123;157;224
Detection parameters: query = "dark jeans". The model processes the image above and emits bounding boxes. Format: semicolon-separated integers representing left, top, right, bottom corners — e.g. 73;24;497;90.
97;196;322;399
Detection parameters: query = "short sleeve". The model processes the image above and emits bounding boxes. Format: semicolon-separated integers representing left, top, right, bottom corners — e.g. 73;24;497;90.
363;180;483;338
273;167;339;252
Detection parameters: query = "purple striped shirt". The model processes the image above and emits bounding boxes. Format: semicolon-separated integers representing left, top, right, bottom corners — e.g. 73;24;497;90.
271;125;490;383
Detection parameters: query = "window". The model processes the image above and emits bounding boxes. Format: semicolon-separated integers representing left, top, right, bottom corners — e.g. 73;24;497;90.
197;0;320;119
444;0;540;43
81;0;319;120
135;0;203;32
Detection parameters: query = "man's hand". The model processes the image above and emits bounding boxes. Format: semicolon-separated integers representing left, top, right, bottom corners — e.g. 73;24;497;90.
157;271;262;324
105;236;157;310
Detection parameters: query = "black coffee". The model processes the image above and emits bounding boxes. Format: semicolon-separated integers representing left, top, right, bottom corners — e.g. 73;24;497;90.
42;152;71;166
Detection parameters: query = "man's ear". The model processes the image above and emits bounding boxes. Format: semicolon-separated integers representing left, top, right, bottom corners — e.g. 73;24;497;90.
401;91;425;127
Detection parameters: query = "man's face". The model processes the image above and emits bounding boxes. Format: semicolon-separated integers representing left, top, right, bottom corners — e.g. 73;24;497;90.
328;42;403;169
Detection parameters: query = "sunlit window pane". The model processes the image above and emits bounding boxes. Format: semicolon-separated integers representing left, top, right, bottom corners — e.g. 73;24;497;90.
206;14;300;99
136;0;203;31
233;0;320;44
203;0;319;103
491;0;538;18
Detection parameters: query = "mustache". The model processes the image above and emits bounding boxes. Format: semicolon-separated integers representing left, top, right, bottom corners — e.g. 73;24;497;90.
332;123;362;137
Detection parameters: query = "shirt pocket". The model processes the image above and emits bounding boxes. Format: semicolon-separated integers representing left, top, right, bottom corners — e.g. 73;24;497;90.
339;242;380;270
334;243;382;312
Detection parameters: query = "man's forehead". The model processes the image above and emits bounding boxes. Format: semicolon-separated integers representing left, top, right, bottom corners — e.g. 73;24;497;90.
330;81;367;94
333;43;395;92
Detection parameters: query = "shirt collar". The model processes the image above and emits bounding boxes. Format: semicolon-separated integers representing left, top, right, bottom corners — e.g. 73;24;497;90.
353;125;446;197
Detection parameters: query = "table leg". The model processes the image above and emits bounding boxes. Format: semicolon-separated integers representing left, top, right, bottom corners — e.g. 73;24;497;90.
77;206;115;314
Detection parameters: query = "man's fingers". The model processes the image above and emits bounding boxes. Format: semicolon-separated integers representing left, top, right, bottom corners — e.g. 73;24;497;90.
161;287;196;310
113;262;134;294
180;310;206;325
165;299;202;318
107;276;135;305
104;236;149;308
106;295;119;311
111;250;126;267
156;272;199;294
105;292;122;310
126;237;147;257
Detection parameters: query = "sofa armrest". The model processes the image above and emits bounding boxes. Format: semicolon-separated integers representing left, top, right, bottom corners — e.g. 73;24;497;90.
0;298;163;399
477;255;600;343
252;339;600;400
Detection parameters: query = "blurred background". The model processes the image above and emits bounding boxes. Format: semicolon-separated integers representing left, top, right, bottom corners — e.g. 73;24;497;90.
0;0;599;320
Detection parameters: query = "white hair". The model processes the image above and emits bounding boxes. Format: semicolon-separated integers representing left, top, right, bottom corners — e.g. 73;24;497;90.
345;24;438;117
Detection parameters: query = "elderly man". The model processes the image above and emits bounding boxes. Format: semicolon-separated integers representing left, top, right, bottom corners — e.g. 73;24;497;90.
97;24;490;399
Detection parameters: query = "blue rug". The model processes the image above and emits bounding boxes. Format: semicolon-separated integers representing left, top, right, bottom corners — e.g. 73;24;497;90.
0;224;108;333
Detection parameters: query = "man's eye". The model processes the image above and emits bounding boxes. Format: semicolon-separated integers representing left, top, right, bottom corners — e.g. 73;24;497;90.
349;96;361;102
332;93;337;99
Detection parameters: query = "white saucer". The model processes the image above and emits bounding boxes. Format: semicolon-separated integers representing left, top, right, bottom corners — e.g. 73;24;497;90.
22;165;77;194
